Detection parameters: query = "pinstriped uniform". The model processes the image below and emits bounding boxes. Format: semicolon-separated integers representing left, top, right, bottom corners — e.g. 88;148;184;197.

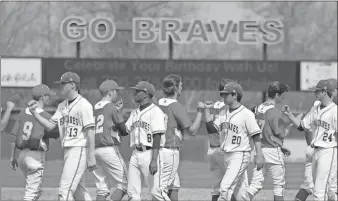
213;105;260;201
301;101;337;201
50;95;95;201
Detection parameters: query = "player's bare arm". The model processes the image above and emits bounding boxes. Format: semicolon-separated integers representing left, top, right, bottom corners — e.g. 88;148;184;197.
0;101;15;133
28;100;57;131
111;104;129;136
252;133;264;170
186;102;205;135
149;132;163;175
282;105;303;128
85;126;97;172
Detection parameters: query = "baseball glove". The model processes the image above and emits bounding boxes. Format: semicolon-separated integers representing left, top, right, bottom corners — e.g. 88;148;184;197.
281;147;291;157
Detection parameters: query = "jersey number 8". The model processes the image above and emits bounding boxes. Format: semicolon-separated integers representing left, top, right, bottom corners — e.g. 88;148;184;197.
22;121;33;140
147;134;152;143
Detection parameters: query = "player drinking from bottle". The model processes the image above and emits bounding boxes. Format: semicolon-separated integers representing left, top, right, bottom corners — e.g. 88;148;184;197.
29;72;96;201
283;79;337;201
204;81;264;201
93;80;129;201
10;84;58;201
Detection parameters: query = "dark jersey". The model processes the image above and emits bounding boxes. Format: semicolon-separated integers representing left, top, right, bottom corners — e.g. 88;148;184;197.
158;98;192;148
11;108;52;151
254;103;284;148
94;100;124;147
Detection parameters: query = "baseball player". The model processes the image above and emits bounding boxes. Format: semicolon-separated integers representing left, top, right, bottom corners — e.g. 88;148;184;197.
28;72;96;201
1;93;23;133
283;79;337;201
92;80;128;201
9;84;59;201
125;81;166;201
295;78;337;201
1;101;16;133
246;81;294;201
204;78;250;201
154;74;204;201
204;81;264;201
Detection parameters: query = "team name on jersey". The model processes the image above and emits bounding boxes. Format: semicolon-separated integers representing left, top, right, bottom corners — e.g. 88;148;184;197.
60;115;79;126
130;120;150;132
220;122;239;133
314;119;331;130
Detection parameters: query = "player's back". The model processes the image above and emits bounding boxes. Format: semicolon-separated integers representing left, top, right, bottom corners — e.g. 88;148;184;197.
158;98;192;148
255;102;284;148
14;108;51;150
94;100;121;147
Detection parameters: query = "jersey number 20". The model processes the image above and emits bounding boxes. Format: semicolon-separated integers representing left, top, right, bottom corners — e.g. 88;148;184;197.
22;121;33;140
231;136;241;145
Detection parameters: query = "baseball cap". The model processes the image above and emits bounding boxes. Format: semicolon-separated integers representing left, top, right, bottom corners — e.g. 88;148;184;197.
131;81;156;96
312;79;336;93
326;78;337;90
219;82;243;95
54;72;80;84
268;81;289;94
99;80;124;93
32;84;55;98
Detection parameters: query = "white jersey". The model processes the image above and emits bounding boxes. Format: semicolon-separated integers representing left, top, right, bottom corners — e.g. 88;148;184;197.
214;105;261;152
301;102;337;148
126;103;166;147
50;95;95;148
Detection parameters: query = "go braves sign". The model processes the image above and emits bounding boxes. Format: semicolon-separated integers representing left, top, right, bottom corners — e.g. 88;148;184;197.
60;16;284;45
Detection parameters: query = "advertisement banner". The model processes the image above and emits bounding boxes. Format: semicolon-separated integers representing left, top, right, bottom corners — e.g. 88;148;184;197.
43;58;298;91
1;58;42;87
300;61;337;90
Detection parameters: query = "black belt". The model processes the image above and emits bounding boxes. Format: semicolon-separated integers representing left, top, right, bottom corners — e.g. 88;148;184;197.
210;145;220;148
135;146;152;152
164;147;180;150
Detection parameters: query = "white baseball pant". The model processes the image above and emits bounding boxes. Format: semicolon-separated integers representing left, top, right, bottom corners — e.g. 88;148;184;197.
218;151;250;201
17;149;45;201
247;147;285;197
152;148;180;201
93;146;128;197
312;147;337;201
127;148;155;201
58;147;92;201
300;146;314;194
207;147;226;196
169;173;180;191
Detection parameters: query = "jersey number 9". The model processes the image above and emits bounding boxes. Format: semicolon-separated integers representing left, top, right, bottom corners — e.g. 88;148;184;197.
22;121;33;140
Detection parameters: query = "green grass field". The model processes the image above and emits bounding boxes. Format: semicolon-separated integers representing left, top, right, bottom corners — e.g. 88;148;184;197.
0;160;313;201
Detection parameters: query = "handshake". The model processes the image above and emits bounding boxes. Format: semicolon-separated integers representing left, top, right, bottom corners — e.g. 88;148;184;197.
197;100;215;112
